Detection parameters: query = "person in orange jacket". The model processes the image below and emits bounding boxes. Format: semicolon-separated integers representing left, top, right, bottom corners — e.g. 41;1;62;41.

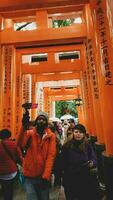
16;111;56;200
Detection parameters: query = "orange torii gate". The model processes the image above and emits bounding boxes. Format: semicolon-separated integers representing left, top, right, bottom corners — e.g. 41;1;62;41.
0;1;113;158
43;86;85;124
20;44;84;126
0;1;113;197
43;87;81;112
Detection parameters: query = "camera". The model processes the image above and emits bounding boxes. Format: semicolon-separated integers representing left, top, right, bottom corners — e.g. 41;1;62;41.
22;102;38;129
22;103;38;110
22;102;32;110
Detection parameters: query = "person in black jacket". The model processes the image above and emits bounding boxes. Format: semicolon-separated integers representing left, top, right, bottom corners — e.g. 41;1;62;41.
60;124;100;200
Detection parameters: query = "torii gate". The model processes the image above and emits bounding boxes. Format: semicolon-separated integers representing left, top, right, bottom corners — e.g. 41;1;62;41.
0;2;113;156
43;86;85;125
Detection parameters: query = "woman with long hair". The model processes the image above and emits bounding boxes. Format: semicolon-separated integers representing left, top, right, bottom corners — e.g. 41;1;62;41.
60;124;100;200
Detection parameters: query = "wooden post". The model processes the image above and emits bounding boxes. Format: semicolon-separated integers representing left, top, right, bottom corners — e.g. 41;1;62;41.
81;45;96;136
1;46;15;137
36;10;48;28
84;4;104;143
15;52;22;136
0;45;3;129
4;19;14;30
22;74;31;104
90;0;113;154
31;74;37;120
43;87;51;117
0;15;3;30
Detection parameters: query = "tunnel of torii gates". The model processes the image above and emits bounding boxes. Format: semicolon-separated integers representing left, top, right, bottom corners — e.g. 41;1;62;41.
43;86;83;120
0;0;113;159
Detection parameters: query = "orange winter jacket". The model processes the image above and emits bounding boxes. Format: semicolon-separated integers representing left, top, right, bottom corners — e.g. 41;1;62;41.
16;127;56;180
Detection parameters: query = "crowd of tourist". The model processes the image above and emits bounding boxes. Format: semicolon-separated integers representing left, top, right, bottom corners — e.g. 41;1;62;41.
0;112;101;200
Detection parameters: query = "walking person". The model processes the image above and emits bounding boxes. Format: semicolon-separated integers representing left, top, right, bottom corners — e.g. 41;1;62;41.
60;124;100;200
0;129;23;200
65;119;76;143
16;111;56;200
49;121;62;187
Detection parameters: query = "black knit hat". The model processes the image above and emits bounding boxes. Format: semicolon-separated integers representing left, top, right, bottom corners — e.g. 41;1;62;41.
0;129;11;139
74;124;86;134
35;111;48;123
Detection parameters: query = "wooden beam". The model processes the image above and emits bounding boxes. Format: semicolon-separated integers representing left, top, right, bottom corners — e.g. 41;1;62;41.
22;59;82;74
0;5;85;18
48;87;79;96
47;5;85;15
36;72;80;82
1;24;86;45
18;44;83;55
0;0;89;14
51;95;78;101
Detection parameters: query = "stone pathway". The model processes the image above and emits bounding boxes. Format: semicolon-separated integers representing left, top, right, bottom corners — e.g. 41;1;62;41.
0;181;65;200
0;180;107;200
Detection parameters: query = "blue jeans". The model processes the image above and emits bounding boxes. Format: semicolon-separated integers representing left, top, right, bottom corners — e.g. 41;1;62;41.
24;177;49;200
